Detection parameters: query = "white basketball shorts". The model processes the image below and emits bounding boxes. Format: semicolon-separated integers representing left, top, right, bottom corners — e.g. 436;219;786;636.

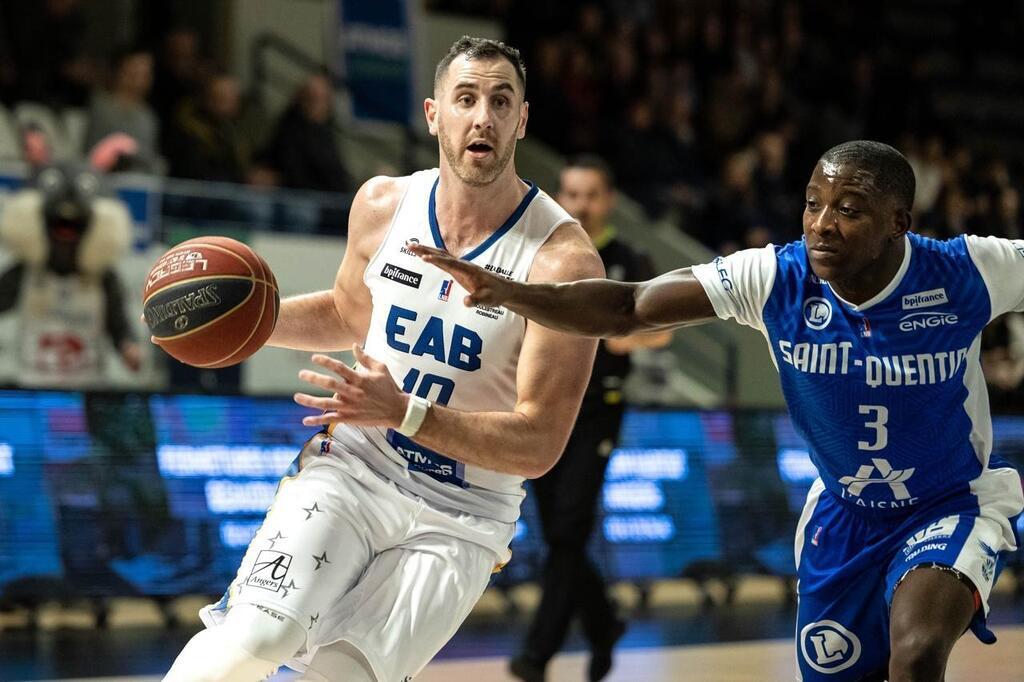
200;433;516;681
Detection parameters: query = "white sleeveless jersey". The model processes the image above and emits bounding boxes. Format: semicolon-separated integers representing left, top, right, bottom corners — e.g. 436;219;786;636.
328;169;575;522
18;267;107;388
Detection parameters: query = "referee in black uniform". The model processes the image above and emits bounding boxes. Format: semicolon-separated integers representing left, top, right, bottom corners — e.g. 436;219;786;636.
510;156;671;682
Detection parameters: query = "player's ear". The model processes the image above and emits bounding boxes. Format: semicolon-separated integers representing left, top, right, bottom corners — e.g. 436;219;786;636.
517;100;528;140
892;207;912;240
424;98;439;137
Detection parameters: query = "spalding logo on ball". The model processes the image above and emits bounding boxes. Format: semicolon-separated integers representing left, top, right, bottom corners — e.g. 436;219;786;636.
143;236;279;368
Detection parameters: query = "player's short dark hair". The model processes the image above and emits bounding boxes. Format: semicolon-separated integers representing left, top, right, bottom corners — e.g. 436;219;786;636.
819;140;916;211
563;154;615;191
434;35;526;93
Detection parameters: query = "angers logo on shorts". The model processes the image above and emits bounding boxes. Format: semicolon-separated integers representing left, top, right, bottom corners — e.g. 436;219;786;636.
246;550;292;592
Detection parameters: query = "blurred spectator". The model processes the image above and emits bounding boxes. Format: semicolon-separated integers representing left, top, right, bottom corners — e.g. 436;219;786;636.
0;163;138;388
20;124;53;169
525;37;572;146
991;188;1022;240
1;0;97;107
562;42;603;152
85;46;165;174
700;149;764;254
753;130;799;242
982;313;1024;413
260;74;351;192
613;99;678;217
165;73;251;183
906;134;947;215
152;27;209;151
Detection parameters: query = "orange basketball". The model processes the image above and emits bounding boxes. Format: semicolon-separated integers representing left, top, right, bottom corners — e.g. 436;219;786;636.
142;236;279;368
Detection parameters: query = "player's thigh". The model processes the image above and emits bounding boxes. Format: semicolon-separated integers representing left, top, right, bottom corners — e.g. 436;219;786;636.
797;579;890;681
216;461;378;630
318;535;497;681
795;489;890;680
885;510;1012;647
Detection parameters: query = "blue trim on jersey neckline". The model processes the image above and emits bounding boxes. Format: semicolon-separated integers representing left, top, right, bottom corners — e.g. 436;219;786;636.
427;177;539;261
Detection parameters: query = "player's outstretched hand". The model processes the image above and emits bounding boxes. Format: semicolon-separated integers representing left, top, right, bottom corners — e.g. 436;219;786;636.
408;243;515;307
294;345;406;428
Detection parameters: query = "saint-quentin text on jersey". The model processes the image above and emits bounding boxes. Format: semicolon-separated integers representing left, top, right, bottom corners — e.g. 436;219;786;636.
777;340;968;387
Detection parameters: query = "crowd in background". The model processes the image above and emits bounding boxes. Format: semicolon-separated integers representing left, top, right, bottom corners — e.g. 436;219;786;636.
0;0;352;193
428;0;1024;257
0;0;1020;403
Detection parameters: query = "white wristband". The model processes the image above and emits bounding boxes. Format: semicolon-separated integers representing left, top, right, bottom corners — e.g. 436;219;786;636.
398;394;431;437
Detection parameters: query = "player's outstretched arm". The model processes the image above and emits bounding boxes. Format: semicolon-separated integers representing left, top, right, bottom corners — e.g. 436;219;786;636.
409;243;717;337
267;176;405;351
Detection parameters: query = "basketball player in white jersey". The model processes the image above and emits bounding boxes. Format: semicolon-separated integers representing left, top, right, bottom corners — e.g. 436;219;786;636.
163;36;603;682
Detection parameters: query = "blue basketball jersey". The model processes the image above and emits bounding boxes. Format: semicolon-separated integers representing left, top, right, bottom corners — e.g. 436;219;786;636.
694;233;1024;518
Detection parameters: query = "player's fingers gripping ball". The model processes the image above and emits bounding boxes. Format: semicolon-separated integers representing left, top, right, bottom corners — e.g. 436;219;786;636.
142;236;279;368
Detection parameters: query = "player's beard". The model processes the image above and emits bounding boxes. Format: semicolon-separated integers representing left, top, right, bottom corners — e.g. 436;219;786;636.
438;121;517;187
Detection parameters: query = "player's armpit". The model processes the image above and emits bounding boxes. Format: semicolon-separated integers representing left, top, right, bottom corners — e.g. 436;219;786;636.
267;176;408;352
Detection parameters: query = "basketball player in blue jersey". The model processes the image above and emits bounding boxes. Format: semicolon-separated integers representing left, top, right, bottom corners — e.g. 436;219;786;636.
413;140;1024;681
164;36;603;682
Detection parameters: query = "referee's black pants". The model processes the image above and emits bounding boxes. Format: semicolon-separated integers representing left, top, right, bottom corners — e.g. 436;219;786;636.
521;397;624;663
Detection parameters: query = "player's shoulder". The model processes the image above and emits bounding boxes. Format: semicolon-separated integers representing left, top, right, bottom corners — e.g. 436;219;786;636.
959;232;1024;260
345;174;413;250
907;232;1018;273
908;231;969;257
529;220;604;284
772;238;803;265
352;174;412;218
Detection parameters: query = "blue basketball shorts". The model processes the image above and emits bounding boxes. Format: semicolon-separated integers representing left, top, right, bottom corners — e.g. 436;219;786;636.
794;466;1022;681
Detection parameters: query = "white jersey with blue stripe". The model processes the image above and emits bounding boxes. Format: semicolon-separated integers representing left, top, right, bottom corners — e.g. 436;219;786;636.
693;233;1024;517
327;169;574;523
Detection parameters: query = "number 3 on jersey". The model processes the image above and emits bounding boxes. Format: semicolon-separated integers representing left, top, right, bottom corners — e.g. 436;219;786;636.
858;404;889;451
402;367;455;406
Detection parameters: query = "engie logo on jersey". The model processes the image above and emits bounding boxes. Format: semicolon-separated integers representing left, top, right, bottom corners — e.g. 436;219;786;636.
898;312;958;332
902;288;948;309
803;297;832;330
800;620;862;674
438;279;453;301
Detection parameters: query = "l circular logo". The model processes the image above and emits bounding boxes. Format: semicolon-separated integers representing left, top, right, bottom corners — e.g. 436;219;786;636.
800;620;861;674
174;315;189;331
803;297;833;330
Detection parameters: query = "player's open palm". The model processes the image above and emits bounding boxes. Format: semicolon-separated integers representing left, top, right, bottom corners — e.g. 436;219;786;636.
294;345;406;428
409;243;513;307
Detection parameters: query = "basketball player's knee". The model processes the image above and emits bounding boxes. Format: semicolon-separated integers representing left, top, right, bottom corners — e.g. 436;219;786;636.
889;628;949;680
300;641;377;682
227;603;307;663
164;604;306;681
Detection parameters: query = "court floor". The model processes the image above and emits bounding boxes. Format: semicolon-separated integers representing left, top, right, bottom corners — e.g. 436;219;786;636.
415;628;1024;682
28;626;1024;682
10;575;1023;681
